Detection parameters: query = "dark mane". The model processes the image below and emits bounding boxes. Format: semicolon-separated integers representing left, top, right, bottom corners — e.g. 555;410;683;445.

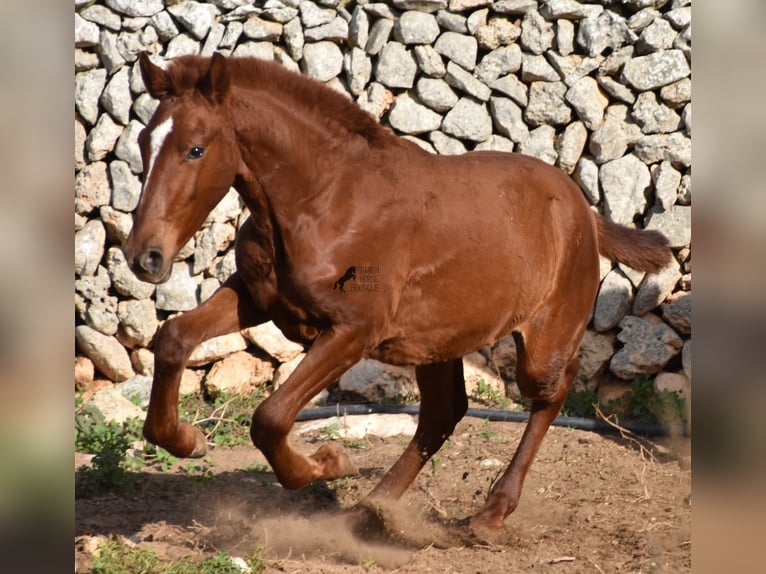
164;55;393;148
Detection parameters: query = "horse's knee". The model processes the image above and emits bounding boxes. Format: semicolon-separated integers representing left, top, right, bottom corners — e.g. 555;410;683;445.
250;401;292;452
153;317;196;371
516;352;574;403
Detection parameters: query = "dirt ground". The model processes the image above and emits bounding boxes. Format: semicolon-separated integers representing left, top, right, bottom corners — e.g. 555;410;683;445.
75;415;691;573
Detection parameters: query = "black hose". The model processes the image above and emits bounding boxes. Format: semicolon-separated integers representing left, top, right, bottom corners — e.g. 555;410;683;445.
295;403;689;438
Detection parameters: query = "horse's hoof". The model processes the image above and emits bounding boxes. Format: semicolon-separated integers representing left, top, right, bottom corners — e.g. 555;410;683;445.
309;443;359;480
188;426;208;458
467;515;505;545
345;499;388;541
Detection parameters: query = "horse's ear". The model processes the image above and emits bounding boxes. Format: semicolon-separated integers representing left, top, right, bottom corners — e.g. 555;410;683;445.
138;52;170;99
201;52;231;104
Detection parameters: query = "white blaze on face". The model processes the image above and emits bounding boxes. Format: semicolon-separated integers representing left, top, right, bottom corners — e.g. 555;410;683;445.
144;116;174;189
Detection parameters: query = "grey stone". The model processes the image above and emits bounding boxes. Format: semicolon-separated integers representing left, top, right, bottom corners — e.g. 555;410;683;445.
394;11;440;44
75;325;135;383
466;8;488;34
304;17;348;42
114;120;144;174
115;375;153;408
204;351;275;397
436;10;468;34
365;18;394;56
627;8;661;33
165;33;201;58
681;339;691;380
98;30;126;72
491;74;528;107
677;173;691;205
444;61;491;101
448;0;492;11
85;295;118;336
600;154;651;225
193;222;235;274
80;4;122;31
262;2;299;23
116;27;158;64
596;75;635;104
441;97;492;142
214;251;238;283
301;41;344;81
106;247;156;300
589;117;628;164
489;96;529;144
520;54;560;82
75;220;106;277
375;42;417;88
75;162;111;215
573;156;600;204
100;67;132;126
205;188;243;224
610;315;683;379
645;204;691;248
652;161;682;209
520;10;554;55
88;387;145;422
109;160;142;212
188;333;249;366
75;12;101;47
666;6;691;30
155;262;199;312
632;91;681;134
403;136;436;153
636;17;677;54
475;45;522;85
633;132;691;167
413;45;446;77
633;259;681;315
474;135;514;152
577;10;637;57
434;31;478;71
429;131;467;155
524;81;571;126
565;76;608;130
75;120;87;170
76;265;112;304
555;121;587;173
661;292;690;335
117;299;159;348
243;321;305;362
393;0;447;12
356;82;394;119
219;21;244;49
283;18;305;60
556;19;575;55
150;10;180;41
105;0;163;18
233;41;276;59
99;206;133;245
416;78;458;113
300;1;336;27
349;6;369;49
338;359;418;403
493;0;537;14
599;45;635;76
344;47;372;96
133;93;159;125
621;49;690;91
475;17;521;51
659;77;691;108
75;49;101;72
518;125;558;165
86;114;123;162
243;16;283;41
540;0;599;20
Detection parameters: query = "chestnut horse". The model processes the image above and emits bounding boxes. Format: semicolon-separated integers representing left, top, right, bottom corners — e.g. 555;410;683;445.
123;53;671;537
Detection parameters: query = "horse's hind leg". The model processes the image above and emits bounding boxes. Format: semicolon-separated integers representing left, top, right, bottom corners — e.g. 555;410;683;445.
144;272;267;458
469;318;585;537
367;359;468;501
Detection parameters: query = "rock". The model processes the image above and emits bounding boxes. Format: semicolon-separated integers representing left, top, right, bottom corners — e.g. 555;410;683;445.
632;91;681;134
416;78;458;112
651;161;682;209
519;9;554;55
589;116;629;164
660;77;691;108
448;0;492;11
490;96;529;144
155;262;199;312
593;269;633;332
556;19;575;56
75;12;101;47
645;204;691;248
114;120;145;173
573;157;600;204
682;340;691;380
272;353;305;388
348;6;369;49
653;371;690;400
203;351;275;397
633;132;691;167
475;45;522;84
100;67;132;125
565;76;608;130
394;11;440;44
441;97;492;142
491;74;528;107
300;1;336;27
193;222;235;274
413;45;446;77
117;299;159;348
87;387;145;423
518;125;557;165
636;17;676;54
524;81;571;126
600;154;651;225
555;121;587;173
85;296;120;336
621;49;690;91
430;131;466;155
575;330;616;390
375;42;417;88
434;31;478;71
661;291;691;335
365;18;394;56
76;325;135;382
633;258;681;315
298;413;418;439
475;17;521;50
242;321;305;362
75;355;96;390
165;33;202;58
577;10;637;57
98;30;126;72
597;75;636;105
393;0;447;12
540;0;598;20
105;0;163;18
86;114;123;162
338;359;418;403
304;17;348;42
388;94;443;134
463;351;505;399
597;376;632;408
444;61;491;101
75;162;111;216
109;160;142;212
233;41;274;59
357;82;394;119
609;314;683;379
493;0;537;14
435;10;467;34
167;1;218;40
243;16;283;41
115;374;153;408
150;10;180;41
344;47;372;96
75;220;106;276
106;247;156;300
188;333;249;366
521;54;560;82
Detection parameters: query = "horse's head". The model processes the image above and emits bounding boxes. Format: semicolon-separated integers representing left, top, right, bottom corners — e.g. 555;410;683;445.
123;53;239;283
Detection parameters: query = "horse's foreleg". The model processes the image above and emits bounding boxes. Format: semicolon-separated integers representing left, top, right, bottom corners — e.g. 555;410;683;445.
144;272;267;458
366;359;468;501
249;324;367;489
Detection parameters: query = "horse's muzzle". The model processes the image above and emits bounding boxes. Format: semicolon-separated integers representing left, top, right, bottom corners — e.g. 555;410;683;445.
129;248;171;284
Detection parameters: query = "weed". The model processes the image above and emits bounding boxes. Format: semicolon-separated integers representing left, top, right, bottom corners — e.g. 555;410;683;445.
318;421;342;441
608;375;687;426
143;444;178;472
476;419;499;441
430;455;442;476
562;388;599;418
474;379;511;409
343;438;369;449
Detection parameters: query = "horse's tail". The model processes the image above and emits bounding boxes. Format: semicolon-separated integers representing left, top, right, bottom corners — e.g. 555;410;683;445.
593;212;673;273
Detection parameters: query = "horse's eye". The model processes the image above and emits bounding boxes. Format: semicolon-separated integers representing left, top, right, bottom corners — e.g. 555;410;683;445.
186;146;204;160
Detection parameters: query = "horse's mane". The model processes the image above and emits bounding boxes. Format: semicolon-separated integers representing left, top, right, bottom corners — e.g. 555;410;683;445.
163;55;394;148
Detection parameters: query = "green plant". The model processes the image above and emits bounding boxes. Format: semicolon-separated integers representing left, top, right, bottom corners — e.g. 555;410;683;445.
318;421;343;441
143;443;178;472
476;418;499;441
343;438;369;449
474;379;511;409
430;454;442;476
562;388;599;418
608;375;687;426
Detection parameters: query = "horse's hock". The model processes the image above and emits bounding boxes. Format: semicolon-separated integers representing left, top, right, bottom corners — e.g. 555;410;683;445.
75;1;691;409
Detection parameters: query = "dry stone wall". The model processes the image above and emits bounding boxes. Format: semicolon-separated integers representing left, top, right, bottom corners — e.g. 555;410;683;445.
75;0;692;409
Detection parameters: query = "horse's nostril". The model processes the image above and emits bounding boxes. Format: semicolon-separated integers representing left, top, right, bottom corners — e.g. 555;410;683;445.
138;249;164;275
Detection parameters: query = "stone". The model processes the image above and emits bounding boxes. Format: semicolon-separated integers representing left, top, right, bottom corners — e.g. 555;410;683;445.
243;16;283;41
150;10;180;41
596;75;635;105
448;0;492;11
357;82;394;119
394;11;440;44
86;114;123;163
188;333;249;366
272;353;306;389
300;1;336;27
301;41;344;81
661;291;691;335
524;81;571;126
338;359;418;403
490;96;529;144
491;74;528;107
682;340;691;380
75;220;106;277
105;0;163;18
100;67;132;126
475;17;521;51
375;42;417;88
565;76;608;130
609;314;683;380
304;17;348;42
193;222;235;274
665;7;691;30
540;0;598;20
632;91;681;134
555;121;587;173
155;262;198;312
348;6;369;49
466;8;488;35
75;162;111;215
76;325;135;383
165;33;202;58
633;132;691;167
98;30;126;72
593;269;633;332
433;31;478;71
621;49;690;91
653;371;690;400
520;9;554;55
637;18;676;55
203;351;275;397
392;0;447;12
388;94;443;134
429;131;466;155
518;125;557;165
109;161;142;212
600;154;651;225
463;351;505;399
677;174;691;205
573;157;600;204
416;78;458;113
106;247;156;300
298;413;418;440
599;45;635;76
233;41;275;59
627;8;660;34
589;116;629;164
115;375;153;408
444;61;491;101
645;204;691;248
76;355;96;390
413;45;446;77
475;45;522;85
167;1;218;40
442;97;492;142
633;258;681;315
652;161;682;209
521;54;560;82
117;299;159;348
205;188;244;224
435;10;468;34
493;0;537;14
114;120;145;173
556;19;575;56
660;77;691;108
344;47;372;96
575;330;616;390
88;387;145;423
242;321;305;362
577;10;637;57
365;18;394;56
75;13;101;48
